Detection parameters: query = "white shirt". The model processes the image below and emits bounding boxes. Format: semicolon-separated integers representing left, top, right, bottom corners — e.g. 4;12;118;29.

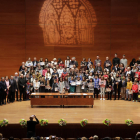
57;69;63;77
33;82;40;89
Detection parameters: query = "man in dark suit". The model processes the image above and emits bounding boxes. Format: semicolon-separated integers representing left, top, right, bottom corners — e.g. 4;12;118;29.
0;77;7;105
27;115;39;138
112;53;120;66
32;57;38;70
112;63;120;72
9;75;17;102
18;74;26;101
13;72;19;101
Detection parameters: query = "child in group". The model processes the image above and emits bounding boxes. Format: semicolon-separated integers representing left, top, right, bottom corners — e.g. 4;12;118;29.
58;77;65;94
93;75;99;99
103;72;108;80
99;76;106;100
88;72;94;80
132;80;138;102
26;79;31;100
45;79;51;92
52;79;59;98
125;78;132;101
64;76;70;93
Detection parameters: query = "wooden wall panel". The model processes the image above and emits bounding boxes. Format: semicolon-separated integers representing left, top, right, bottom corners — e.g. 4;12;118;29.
0;0;139;77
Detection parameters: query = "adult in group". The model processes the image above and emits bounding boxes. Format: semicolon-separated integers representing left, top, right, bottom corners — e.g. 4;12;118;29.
137;57;140;64
104;57;112;72
18;74;26;101
87;58;93;70
112;63;120;72
94;55;101;67
69;57;78;68
112;53;120;66
27;115;39;138
14;72;19;101
0;77;7;105
32;57;38;70
120;54;127;68
95;63;102;73
9;75;17;102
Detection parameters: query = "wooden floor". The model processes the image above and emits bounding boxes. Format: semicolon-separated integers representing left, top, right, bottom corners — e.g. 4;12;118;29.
0;99;140;124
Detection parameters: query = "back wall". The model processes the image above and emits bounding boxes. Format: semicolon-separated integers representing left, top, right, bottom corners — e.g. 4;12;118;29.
0;0;140;77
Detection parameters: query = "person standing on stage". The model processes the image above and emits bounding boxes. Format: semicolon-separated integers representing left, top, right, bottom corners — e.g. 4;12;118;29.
18;74;26;101
112;53;120;66
27;115;39;138
0;77;7;105
9;75;17;102
13;72;19;101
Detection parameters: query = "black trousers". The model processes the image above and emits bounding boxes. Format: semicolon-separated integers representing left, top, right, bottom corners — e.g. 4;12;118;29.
133;93;138;100
20;88;26;100
10;91;15;102
0;92;2;105
107;92;112;99
94;88;99;98
16;89;18;100
114;84;121;99
2;91;6;104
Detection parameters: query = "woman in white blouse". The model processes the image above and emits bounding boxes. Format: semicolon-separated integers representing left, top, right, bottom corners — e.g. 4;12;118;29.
45;68;52;80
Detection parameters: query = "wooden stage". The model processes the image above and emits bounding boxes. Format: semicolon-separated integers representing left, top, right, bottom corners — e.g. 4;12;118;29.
0;99;140;124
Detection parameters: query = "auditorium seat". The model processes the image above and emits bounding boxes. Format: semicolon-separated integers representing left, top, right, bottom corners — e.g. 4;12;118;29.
66;138;77;140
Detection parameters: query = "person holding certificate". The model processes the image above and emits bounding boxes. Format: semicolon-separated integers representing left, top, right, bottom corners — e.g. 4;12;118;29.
76;77;82;93
69;77;76;93
81;77;87;93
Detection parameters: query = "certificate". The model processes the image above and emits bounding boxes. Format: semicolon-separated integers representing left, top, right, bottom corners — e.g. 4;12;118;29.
70;65;73;68
76;81;81;85
81;85;85;89
71;82;76;86
40;62;45;66
55;87;58;91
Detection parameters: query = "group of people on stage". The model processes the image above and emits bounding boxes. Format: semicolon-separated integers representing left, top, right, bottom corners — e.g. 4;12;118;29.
0;54;140;105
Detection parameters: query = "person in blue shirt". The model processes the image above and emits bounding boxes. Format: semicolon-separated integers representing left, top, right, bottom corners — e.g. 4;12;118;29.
93;75;99;99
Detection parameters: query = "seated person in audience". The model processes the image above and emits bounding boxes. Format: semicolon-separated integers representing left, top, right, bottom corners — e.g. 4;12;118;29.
0;133;3;140
135;131;140;140
9;137;14;140
59;60;65;68
89;135;99;140
27;115;39;138
33;78;40;92
132;80;138;102
112;63;120;72
76;77;82;93
94;55;102;67
125;78;132;101
42;66;48;77
95;63;102;73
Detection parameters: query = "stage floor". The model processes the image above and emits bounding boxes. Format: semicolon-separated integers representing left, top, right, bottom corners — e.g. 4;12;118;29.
0;100;140;124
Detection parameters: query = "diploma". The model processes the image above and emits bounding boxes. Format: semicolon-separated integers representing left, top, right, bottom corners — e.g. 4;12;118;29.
40;62;45;66
76;81;81;85
71;82;76;86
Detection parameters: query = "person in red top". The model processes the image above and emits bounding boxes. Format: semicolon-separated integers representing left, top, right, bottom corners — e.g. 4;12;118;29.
132;80;138;102
59;61;65;68
103;72;108;80
61;68;68;80
135;68;140;81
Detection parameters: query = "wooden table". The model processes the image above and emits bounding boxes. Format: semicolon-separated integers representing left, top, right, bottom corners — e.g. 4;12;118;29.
30;93;94;108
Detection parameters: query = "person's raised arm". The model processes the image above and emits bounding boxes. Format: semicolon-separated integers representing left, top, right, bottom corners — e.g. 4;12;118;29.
34;115;39;124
